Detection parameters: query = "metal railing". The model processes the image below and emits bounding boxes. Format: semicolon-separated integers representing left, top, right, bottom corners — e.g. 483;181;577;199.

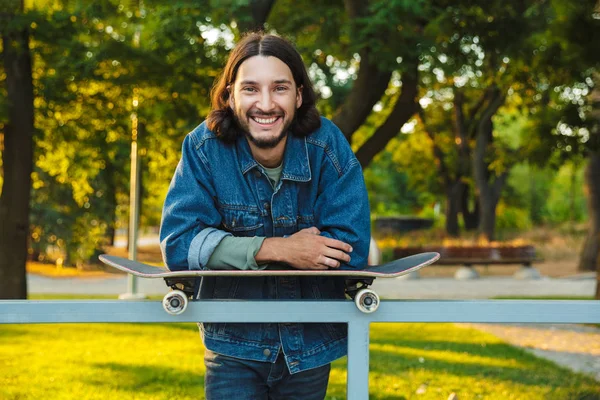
1;299;599;399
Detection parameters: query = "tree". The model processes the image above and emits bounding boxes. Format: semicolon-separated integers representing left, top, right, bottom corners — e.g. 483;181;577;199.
0;0;35;299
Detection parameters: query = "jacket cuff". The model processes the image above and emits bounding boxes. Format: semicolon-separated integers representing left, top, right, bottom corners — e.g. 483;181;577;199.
188;227;232;270
247;236;267;270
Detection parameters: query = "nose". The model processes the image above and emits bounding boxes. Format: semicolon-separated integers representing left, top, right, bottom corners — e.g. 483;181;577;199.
256;90;275;112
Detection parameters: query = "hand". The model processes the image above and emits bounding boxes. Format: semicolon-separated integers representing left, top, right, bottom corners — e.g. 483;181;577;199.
256;227;353;270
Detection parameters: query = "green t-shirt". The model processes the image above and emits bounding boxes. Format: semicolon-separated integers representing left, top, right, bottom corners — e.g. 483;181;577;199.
206;163;282;270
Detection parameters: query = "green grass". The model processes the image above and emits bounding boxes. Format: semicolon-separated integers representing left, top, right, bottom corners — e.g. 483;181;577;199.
1;320;599;400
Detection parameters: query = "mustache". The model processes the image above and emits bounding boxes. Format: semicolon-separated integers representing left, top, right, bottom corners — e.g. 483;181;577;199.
248;110;283;118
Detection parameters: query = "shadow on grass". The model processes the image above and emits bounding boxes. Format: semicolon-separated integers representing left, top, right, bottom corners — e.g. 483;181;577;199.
0;326;30;338
369;338;600;391
87;362;204;395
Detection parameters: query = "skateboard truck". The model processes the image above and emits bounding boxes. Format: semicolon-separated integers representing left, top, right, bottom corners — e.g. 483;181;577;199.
345;278;379;313
163;277;196;315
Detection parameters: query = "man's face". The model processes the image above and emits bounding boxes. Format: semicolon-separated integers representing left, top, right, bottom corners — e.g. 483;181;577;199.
230;55;302;149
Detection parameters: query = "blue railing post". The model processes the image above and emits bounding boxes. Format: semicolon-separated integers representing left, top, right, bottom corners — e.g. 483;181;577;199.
347;320;371;400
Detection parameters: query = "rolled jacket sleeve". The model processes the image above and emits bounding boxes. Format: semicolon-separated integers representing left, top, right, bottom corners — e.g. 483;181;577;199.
159;134;232;271
314;159;371;270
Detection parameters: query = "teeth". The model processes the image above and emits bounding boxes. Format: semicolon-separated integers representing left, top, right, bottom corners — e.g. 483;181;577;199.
253;117;278;124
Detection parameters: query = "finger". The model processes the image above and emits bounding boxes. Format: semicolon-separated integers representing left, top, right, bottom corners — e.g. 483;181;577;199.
318;255;341;269
322;247;351;263
306;227;320;235
297;227;319;235
322;237;353;253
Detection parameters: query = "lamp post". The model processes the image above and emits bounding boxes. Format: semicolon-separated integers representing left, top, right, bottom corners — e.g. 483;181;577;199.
119;4;146;300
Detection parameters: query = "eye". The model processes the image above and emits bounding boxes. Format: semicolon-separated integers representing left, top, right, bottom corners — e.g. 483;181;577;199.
275;86;288;92
242;87;257;93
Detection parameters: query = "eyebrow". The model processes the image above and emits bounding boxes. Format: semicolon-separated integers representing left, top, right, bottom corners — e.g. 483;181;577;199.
238;79;293;86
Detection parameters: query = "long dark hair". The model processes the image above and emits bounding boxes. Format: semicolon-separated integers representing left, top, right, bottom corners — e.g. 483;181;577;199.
206;32;321;142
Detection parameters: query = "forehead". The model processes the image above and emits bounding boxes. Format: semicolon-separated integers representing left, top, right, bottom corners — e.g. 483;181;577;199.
235;55;295;86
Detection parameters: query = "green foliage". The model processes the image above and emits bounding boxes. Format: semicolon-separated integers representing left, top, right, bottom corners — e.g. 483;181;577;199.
545;162;588;224
495;201;533;232
505;164;552;225
364;155;420;216
504;161;588;227
363;126;443;217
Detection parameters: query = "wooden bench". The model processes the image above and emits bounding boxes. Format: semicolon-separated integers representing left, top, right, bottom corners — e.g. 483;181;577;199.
392;246;543;279
433;257;544;279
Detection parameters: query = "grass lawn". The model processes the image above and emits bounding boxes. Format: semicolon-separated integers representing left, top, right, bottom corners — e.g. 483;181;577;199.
1;312;598;400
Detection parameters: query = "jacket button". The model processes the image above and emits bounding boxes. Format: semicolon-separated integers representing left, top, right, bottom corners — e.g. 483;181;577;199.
263;349;271;357
254;170;261;178
264;203;270;211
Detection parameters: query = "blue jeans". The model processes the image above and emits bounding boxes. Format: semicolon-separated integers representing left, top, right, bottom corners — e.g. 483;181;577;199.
204;349;331;400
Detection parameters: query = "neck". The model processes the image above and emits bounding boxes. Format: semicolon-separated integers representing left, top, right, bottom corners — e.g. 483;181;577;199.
248;136;287;168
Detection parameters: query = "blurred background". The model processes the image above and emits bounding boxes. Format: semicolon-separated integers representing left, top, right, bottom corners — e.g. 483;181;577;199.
1;0;599;299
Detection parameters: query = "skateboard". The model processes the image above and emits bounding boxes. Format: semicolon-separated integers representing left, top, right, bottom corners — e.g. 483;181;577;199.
99;252;440;315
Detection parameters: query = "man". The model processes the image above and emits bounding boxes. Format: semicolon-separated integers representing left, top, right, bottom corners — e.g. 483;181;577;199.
159;32;370;399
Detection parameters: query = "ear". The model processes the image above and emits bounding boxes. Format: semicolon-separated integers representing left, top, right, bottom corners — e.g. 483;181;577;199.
226;85;234;109
296;85;303;109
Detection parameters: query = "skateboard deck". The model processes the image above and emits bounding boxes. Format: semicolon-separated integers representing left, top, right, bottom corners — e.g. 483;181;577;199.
99;252;439;279
99;252;440;314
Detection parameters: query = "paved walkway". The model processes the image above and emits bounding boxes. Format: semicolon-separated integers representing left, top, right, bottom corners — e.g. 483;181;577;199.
370;274;596;299
27;272;599;381
28;272;597;298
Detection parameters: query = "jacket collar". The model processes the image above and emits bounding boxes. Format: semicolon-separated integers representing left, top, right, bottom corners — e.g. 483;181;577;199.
237;133;311;182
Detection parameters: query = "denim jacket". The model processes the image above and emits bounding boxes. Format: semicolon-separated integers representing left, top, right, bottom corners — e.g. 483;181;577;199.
159;116;370;373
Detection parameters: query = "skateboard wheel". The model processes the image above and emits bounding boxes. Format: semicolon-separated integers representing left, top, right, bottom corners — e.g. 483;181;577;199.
163;290;189;315
354;289;379;313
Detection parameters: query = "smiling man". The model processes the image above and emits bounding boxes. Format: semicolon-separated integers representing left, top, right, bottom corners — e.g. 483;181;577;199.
229;55;299;154
159;32;370;400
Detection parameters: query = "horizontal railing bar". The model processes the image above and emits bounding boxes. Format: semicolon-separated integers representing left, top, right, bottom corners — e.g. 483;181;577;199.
1;300;598;324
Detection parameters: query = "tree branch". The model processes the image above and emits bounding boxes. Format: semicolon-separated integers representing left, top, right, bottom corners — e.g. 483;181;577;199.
355;71;419;168
418;106;451;186
332;64;392;141
332;0;393;141
453;89;470;159
250;0;276;30
237;0;276;32
465;89;488;137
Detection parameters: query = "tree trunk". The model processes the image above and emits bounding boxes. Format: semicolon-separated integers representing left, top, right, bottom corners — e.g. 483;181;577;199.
237;0;276;32
462;185;480;231
0;16;35;299
445;182;463;237
478;192;498;241
473;87;506;241
578;153;600;273
419;104;470;238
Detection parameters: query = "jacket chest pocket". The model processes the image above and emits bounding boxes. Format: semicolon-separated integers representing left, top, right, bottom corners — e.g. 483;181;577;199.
296;214;315;230
219;205;264;237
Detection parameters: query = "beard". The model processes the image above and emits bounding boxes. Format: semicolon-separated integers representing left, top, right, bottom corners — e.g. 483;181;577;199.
233;109;295;149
